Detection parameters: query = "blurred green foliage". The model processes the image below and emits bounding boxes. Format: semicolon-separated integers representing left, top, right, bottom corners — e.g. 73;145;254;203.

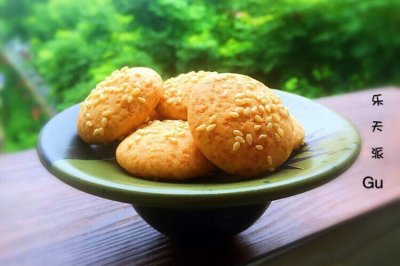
0;61;48;151
1;0;399;151
4;0;400;108
4;0;400;106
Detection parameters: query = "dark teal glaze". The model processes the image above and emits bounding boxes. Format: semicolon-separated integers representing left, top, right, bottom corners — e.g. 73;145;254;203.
37;90;361;238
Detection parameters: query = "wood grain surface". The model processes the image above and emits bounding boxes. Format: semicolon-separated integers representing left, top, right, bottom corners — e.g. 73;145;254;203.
1;88;399;265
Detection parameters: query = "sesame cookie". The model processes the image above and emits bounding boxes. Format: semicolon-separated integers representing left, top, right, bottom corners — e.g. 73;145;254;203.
291;116;305;150
77;67;163;144
149;110;161;121
119;110;162;141
156;71;216;120
116;120;216;180
187;73;294;178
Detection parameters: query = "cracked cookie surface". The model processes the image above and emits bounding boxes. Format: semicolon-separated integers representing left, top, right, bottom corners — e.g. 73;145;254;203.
156;71;215;120
187;73;294;178
116;120;216;180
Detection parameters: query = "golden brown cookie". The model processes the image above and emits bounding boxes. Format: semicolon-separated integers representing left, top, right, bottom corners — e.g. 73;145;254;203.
291;116;305;150
118;110;162;141
156;71;216;120
77;67;163;144
116;120;216;180
149;110;161;121
187;73;294;178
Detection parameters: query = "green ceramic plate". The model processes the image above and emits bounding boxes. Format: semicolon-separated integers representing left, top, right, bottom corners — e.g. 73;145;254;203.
37;90;361;209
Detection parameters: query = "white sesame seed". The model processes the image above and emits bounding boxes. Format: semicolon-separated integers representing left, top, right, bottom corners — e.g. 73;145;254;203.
138;97;146;104
234;107;244;113
258;134;267;140
233;142;241;151
168;137;178;144
275;133;281;141
127;95;133;103
244;108;251;116
255;145;264;150
235;99;246;106
273;123;280;129
98;127;104;136
196;124;207;131
258;105;265;112
278;128;284;136
209;114;217;123
255;115;263;123
244;98;253;105
233;130;243;136
121;82;129;89
251;106;258;114
229;112;240;118
206;124;217;132
254;125;262;131
101;117;107;126
167;98;174;104
132;88;141;96
102;110;112;116
261;98;268;104
247;84;255;90
93;128;99;136
272;114;280;122
165;132;174;138
213;73;222;80
266;123;272;130
235;136;245;143
178;131;185;137
267;156;272;165
85;113;91;119
271;104;277;111
246;134;253;145
236;93;246;98
85;121;92;127
265;105;271;112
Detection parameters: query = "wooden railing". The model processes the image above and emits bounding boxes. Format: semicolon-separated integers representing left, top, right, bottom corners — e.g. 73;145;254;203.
0;88;399;265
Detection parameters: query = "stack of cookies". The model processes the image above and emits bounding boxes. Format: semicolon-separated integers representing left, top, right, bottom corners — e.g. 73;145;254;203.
77;67;304;180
